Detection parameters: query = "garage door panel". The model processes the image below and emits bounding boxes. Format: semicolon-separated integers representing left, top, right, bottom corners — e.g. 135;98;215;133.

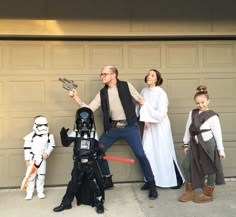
88;45;123;68
203;43;235;66
205;78;236;106
219;114;236;142
89;79;105;100
0;81;2;104
221;146;236;177
0;150;9;187
0;118;3;145
9;152;25;186
49;44;85;69
167;78;200;100
166;78;201;110
51;116;75;147
0;46;2;72
8;81;45;104
127;45;161;68
4;117;32;148
166;44;199;68
7;44;45;70
169;113;188;143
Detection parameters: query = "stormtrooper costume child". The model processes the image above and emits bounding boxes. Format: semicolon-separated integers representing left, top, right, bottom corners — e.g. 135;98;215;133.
23;115;55;200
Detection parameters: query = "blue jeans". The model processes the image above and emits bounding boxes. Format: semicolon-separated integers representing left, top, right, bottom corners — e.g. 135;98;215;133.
99;123;155;183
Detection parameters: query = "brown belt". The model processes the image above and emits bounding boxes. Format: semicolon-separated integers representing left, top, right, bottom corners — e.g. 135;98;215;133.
111;120;128;128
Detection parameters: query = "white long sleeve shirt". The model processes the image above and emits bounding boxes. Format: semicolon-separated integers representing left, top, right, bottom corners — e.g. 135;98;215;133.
183;110;224;153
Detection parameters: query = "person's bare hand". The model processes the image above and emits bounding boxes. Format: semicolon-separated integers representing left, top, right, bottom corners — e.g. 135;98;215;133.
25;160;30;167
183;147;189;154
69;89;78;101
219;150;226;160
42;152;48;160
138;97;145;105
145;122;150;128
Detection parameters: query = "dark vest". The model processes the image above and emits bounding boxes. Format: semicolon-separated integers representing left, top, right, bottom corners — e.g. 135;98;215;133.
100;80;137;132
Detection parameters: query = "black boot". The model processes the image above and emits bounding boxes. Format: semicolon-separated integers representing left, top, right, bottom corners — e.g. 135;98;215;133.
148;182;158;200
96;201;104;214
103;175;114;190
140;182;149;191
53;204;72;212
170;161;184;190
170;179;183;189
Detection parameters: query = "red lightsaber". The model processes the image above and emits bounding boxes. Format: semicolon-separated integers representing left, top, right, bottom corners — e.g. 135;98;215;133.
103;156;135;164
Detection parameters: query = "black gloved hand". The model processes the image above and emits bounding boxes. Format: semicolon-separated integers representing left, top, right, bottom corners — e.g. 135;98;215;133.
60;127;69;136
96;147;105;160
60;127;70;146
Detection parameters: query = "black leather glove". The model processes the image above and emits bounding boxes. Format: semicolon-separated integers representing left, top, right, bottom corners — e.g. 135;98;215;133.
60;127;71;146
60;127;69;138
96;147;105;160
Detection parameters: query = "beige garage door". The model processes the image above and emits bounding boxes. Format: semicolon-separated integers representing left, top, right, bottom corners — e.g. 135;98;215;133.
0;40;235;188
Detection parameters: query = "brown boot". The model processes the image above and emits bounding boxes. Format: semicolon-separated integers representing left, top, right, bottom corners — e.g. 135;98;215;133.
193;185;214;203
178;182;195;202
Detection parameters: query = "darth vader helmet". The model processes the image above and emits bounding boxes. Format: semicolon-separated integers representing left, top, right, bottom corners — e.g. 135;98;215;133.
75;107;94;133
33;115;49;135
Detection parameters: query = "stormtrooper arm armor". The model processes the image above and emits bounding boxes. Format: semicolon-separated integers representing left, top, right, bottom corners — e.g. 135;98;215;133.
44;134;55;156
23;132;35;161
23;140;32;161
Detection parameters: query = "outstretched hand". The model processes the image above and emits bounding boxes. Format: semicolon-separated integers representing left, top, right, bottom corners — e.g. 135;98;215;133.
60;127;69;138
69;89;79;100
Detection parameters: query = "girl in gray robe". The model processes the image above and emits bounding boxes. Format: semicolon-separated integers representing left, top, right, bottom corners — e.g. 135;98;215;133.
179;85;225;203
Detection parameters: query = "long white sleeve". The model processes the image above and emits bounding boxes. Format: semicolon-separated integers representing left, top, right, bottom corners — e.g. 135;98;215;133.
183;111;192;144
139;87;168;123
209;115;224;152
183;111;224;152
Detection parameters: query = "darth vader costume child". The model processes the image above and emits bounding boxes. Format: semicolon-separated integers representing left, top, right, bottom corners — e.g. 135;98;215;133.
53;107;105;214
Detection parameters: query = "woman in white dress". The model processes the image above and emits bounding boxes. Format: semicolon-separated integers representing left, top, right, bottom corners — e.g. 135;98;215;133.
139;69;185;189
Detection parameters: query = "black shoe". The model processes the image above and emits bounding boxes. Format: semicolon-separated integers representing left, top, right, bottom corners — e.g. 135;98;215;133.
170;177;184;190
171;162;184;190
170;181;183;189
140;182;150;191
149;185;158;200
53;204;72;212
103;175;114;190
96;202;104;214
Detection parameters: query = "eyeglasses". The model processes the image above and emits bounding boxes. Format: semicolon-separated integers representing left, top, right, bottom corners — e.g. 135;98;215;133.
99;73;112;77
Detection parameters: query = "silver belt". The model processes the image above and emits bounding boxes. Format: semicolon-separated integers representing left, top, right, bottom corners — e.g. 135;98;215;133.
112;120;128;128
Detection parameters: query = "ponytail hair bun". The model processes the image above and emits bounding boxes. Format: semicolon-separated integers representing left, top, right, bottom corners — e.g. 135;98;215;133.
194;85;209;99
145;69;163;86
196;85;207;93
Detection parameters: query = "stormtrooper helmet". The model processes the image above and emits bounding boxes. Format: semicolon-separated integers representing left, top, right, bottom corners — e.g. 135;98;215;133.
33;116;49;135
75;107;94;133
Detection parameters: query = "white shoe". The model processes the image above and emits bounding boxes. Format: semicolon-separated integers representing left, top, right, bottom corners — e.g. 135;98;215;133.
25;193;33;200
37;192;46;199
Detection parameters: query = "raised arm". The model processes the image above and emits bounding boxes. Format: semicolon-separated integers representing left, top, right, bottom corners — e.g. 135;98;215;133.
69;89;101;112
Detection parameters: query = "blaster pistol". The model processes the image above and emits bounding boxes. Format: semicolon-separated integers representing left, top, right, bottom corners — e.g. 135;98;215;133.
59;77;78;90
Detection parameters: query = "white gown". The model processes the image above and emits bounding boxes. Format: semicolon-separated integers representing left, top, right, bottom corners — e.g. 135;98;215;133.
139;86;185;187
